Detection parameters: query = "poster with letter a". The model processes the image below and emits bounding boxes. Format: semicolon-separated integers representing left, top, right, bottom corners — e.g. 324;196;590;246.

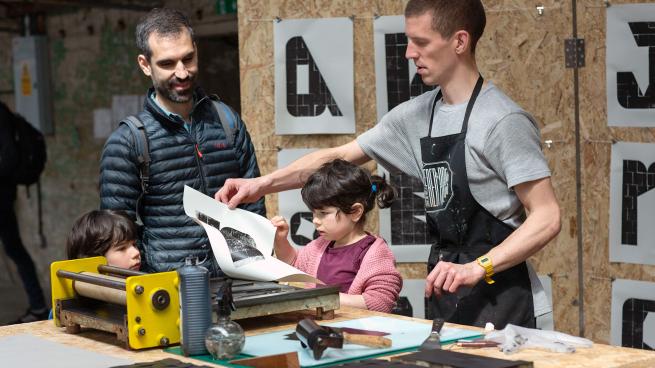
606;4;655;127
274;18;354;134
373;15;433;262
609;142;655;265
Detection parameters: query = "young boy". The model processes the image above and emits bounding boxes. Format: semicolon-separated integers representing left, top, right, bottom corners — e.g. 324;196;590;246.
66;209;141;270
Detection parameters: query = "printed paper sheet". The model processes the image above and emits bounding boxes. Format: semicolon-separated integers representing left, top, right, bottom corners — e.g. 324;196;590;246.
183;186;321;283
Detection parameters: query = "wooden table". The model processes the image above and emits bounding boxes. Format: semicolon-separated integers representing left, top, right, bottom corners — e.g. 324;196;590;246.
1;307;654;368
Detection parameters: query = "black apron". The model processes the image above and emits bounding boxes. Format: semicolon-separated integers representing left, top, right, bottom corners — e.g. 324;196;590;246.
421;76;534;329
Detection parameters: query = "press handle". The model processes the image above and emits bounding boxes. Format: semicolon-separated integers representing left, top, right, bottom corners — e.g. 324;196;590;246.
342;332;392;348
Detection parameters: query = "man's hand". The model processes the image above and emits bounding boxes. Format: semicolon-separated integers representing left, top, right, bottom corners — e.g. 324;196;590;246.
425;261;486;298
215;141;371;209
215;176;268;208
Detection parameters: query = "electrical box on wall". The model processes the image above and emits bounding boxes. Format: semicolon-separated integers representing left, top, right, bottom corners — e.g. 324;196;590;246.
12;36;53;134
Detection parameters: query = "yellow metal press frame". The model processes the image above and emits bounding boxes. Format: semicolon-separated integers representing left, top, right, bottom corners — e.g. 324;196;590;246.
50;257;181;349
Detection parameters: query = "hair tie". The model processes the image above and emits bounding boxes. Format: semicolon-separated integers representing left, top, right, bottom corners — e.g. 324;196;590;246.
371;184;377;193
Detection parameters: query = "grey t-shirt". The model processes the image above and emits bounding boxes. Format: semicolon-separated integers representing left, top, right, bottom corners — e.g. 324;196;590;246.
357;81;550;228
357;81;552;317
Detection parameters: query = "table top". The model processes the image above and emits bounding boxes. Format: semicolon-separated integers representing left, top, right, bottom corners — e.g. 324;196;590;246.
1;307;654;368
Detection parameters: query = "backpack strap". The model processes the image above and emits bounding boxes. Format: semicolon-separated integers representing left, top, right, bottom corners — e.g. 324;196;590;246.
120;115;150;226
211;99;238;148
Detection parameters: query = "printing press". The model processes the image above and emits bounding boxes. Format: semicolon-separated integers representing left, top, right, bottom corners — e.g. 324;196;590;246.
50;256;340;350
211;278;340;321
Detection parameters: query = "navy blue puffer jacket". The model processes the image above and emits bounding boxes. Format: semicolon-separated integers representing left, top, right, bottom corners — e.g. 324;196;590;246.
99;88;266;273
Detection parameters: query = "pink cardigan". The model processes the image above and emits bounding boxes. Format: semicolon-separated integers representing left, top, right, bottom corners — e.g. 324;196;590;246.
291;236;402;313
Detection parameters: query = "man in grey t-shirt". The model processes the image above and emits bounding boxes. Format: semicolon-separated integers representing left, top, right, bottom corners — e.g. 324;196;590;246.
217;0;560;329
358;82;550;230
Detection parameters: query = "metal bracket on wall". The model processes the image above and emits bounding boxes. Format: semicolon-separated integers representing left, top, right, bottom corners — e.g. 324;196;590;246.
565;38;585;68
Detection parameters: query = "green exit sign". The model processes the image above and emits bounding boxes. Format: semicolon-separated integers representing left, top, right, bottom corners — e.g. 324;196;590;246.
215;0;237;15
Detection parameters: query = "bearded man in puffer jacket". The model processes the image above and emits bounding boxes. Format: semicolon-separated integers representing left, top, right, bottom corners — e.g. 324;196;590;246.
100;8;265;275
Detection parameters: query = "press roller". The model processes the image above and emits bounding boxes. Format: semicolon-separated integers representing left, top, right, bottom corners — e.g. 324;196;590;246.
50;256;180;350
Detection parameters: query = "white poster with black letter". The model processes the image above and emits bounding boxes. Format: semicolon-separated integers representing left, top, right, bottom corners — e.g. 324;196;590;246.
611;279;655;350
374;15;433;262
606;4;655;127
609;142;655;265
278;148;319;248
274;18;354;134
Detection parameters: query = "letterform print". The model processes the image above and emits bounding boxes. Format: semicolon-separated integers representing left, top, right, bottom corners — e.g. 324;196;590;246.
609;142;655;265
621;160;655;245
384;30;434;242
606;4;655;126
616;23;655;110
290;212;319;246
611;279;655;350
375;16;434;260
285;36;342;117
384;32;435;112
278;149;319;248
274;18;354;134
388;174;431;246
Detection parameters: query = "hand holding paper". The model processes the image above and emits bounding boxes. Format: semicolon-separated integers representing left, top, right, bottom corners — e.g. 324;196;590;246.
183;186;322;283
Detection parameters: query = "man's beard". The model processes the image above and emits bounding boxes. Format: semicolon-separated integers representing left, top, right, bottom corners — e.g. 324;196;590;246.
154;74;197;103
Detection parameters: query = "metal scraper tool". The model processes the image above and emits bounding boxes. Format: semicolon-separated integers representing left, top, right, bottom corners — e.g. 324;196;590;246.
419;318;445;351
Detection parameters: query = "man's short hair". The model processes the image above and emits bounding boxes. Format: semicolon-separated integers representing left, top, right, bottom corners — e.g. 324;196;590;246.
135;8;195;60
405;0;486;53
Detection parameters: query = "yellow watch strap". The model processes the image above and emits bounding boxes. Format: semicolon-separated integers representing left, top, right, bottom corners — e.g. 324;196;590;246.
476;255;495;284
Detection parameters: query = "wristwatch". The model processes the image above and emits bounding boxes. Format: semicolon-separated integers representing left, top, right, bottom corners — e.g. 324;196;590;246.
476;255;495;284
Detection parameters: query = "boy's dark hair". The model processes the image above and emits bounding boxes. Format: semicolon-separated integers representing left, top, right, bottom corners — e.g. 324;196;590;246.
301;159;396;224
405;0;486;53
66;210;138;260
135;8;195;61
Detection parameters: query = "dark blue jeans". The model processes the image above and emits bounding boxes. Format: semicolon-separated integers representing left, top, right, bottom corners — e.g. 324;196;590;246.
0;184;47;311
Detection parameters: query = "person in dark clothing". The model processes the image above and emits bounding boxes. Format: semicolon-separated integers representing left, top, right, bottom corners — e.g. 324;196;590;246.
0;101;48;324
99;8;265;276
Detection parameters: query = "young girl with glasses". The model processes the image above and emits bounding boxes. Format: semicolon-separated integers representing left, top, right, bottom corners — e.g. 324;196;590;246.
271;159;402;312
